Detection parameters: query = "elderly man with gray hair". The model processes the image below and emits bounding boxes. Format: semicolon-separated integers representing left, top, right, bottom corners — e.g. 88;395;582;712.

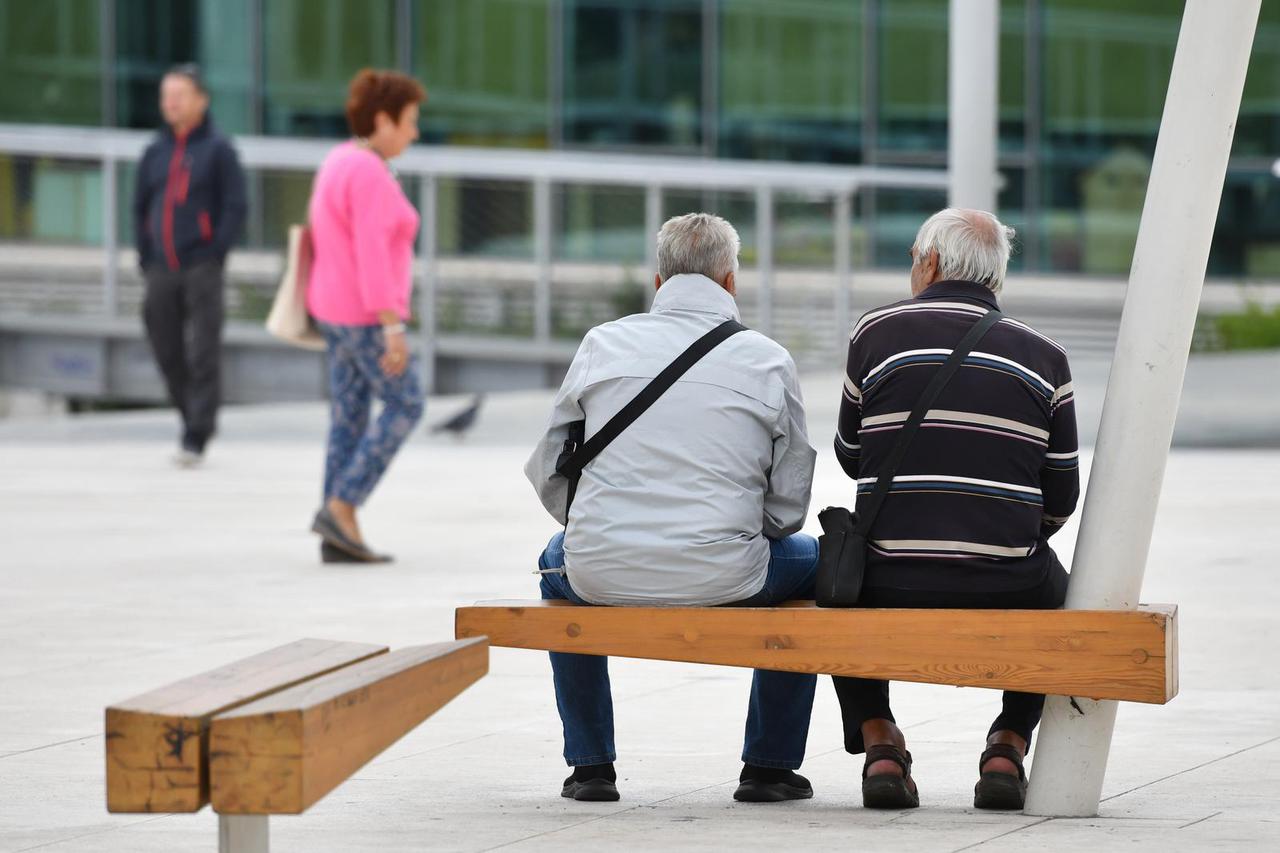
832;208;1079;811
526;213;819;804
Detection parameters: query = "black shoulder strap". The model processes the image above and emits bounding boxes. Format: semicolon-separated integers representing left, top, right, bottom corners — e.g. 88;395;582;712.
854;309;1004;537
556;318;747;486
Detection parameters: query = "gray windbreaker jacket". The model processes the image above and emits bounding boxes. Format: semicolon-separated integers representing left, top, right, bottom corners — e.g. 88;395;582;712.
524;273;816;605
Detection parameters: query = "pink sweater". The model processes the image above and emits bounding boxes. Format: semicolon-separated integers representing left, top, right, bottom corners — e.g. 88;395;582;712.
306;141;420;326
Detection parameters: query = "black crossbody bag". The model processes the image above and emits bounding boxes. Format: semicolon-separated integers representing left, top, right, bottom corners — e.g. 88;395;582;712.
816;309;1004;607
555;319;747;518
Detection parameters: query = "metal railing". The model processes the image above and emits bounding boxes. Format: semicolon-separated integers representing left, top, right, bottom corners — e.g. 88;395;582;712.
0;122;948;391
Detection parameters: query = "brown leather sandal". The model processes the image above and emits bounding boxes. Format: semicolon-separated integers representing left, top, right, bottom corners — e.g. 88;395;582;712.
974;743;1027;810
862;744;920;809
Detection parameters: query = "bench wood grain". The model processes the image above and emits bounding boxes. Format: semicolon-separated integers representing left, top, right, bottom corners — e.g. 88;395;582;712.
455;601;1177;704
105;639;387;813
209;637;489;815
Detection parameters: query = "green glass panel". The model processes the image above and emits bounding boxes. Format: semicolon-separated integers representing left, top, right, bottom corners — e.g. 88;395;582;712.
1210;167;1280;278
555;184;645;263
114;0;197;129
876;0;1026;156
0;156;102;245
261;0;397;136
563;0;703;150
0;1;102;125
877;0;947;154
108;1;253;132
774;194;835;268
196;0;255;134
998;0;1027;154
1037;0;1180;274
413;0;550;147
719;0;863;163
1215;0;1279;278
437;178;533;258
1235;2;1280;158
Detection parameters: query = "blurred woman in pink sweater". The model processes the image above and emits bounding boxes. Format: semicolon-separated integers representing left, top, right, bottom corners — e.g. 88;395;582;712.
307;69;426;563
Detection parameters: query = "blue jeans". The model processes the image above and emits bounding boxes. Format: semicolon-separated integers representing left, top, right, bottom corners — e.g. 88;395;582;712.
320;323;425;506
538;531;819;769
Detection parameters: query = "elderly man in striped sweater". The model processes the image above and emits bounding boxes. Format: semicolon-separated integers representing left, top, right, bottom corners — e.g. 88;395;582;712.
832;208;1079;811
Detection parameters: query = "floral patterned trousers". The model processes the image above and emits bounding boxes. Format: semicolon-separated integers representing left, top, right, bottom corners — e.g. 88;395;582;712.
320;323;425;506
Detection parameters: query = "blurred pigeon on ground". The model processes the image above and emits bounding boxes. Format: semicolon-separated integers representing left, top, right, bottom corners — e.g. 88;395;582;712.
431;393;485;440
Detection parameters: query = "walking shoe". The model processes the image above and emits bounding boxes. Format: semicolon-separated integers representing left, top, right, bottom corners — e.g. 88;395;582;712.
561;763;620;802
311;508;392;563
172;448;203;469
320;541;391;564
733;765;814;802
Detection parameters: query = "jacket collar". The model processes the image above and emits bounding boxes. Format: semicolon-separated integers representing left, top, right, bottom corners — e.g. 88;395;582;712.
917;279;1000;310
164;115;213;142
650;274;741;321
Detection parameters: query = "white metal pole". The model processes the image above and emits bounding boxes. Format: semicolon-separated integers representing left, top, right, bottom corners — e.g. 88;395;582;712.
644;183;662;310
102;153;119;316
417;176;438;395
948;0;998;211
834;192;853;350
1024;0;1260;818
533;178;553;342
218;814;268;853
755;186;773;337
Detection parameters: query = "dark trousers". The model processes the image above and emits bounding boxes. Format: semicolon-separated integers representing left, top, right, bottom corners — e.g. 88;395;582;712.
142;261;225;452
832;558;1070;755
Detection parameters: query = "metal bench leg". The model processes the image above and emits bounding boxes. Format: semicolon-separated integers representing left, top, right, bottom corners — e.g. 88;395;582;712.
219;815;268;853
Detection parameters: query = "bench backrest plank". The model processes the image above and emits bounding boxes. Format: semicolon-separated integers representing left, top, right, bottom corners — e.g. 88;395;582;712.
106;638;388;813
209;637;489;815
455;602;1177;705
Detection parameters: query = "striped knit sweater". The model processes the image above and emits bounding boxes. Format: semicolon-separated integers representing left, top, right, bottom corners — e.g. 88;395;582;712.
835;279;1079;592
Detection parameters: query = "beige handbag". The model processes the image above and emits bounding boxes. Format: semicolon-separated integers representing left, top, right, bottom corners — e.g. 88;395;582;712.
266;224;325;350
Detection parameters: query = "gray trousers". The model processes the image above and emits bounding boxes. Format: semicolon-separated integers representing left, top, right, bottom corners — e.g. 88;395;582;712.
142;261;225;451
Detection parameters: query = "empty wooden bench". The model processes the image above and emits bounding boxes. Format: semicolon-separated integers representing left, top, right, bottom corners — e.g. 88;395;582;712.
455;600;1177;704
106;636;488;852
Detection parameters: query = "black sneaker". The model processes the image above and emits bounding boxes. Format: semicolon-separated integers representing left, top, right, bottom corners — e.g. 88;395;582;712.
561;776;620;801
733;765;814;802
561;764;620;802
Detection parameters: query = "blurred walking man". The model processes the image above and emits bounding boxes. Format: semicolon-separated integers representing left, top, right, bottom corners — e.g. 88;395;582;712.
134;64;246;466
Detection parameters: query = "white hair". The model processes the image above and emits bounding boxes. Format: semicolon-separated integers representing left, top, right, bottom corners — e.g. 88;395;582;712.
656;212;740;283
913;208;1015;294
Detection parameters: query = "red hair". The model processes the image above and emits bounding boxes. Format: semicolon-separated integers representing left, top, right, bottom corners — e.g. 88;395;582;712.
345;69;426;137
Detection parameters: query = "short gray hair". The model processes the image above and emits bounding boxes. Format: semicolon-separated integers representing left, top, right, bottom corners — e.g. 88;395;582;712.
913;208;1015;293
656;213;740;283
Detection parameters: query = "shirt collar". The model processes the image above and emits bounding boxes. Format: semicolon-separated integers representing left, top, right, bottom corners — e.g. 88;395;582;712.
916;279;1001;310
650;273;741;321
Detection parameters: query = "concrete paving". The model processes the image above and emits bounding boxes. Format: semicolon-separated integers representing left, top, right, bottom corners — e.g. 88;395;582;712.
1;367;1278;852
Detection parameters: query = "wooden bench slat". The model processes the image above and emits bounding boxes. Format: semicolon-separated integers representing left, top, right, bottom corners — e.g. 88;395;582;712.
455;602;1177;705
208;637;489;815
105;638;388;813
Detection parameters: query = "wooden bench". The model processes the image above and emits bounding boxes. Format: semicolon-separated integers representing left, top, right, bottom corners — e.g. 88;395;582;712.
455;600;1177;704
106;637;488;852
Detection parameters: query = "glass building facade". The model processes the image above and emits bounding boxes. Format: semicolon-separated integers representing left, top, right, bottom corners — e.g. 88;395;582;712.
2;0;1279;277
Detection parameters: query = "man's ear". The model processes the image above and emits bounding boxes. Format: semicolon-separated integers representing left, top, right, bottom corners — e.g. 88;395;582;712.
923;249;940;283
722;270;736;296
654;273;663;291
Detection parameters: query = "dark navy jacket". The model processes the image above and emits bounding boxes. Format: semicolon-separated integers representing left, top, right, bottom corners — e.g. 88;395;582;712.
133;116;247;272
